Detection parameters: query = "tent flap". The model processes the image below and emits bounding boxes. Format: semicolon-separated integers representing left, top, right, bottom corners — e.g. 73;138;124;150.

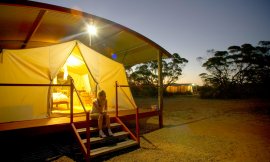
78;41;136;110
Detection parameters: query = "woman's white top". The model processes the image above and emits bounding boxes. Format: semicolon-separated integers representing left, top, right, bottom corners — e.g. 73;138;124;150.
91;99;107;114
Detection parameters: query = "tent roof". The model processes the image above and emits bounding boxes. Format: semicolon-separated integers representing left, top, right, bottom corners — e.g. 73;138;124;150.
0;1;171;66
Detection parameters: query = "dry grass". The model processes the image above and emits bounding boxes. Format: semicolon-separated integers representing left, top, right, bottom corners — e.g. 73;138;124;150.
53;96;270;162
106;96;270;162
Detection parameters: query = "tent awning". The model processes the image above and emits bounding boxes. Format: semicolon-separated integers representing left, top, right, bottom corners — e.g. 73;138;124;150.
0;1;171;66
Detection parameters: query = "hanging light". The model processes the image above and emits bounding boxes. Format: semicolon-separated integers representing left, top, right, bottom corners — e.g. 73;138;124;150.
66;55;83;66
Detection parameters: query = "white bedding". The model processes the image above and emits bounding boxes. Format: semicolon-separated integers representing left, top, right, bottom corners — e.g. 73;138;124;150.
53;92;69;102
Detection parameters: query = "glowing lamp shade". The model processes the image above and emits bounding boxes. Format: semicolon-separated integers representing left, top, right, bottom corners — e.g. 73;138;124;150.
66;55;83;66
87;24;97;35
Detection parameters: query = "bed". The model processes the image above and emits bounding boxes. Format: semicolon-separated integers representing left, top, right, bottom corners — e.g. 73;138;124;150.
52;92;69;109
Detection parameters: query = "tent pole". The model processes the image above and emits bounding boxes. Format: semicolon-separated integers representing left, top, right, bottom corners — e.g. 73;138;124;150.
158;50;163;128
47;81;53;117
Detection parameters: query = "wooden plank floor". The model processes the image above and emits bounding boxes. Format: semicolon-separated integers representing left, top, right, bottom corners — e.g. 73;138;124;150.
0;109;158;132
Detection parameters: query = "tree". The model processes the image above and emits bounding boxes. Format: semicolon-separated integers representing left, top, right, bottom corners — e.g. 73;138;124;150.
126;53;188;95
198;41;270;98
227;42;270;86
201;51;230;86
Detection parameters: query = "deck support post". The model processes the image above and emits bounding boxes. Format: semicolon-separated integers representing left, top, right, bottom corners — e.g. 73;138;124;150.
157;50;163;128
136;107;140;145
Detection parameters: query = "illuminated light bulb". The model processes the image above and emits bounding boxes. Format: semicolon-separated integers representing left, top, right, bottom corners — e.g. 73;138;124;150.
87;24;97;36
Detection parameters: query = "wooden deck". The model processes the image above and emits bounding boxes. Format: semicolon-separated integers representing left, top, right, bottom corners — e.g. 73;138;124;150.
0;109;159;132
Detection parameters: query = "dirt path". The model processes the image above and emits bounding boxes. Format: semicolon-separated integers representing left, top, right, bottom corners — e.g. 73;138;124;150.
105;96;270;162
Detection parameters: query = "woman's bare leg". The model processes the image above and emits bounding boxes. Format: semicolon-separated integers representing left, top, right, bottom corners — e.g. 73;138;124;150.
106;114;110;128
98;114;106;137
106;114;113;136
98;114;103;130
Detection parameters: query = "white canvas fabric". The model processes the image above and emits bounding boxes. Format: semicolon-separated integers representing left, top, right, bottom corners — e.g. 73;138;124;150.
77;42;136;110
0;40;136;123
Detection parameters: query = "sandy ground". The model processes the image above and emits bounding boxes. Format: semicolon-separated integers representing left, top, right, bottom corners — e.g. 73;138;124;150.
56;96;270;162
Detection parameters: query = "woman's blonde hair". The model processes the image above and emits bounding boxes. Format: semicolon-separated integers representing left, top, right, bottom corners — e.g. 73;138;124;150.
98;90;106;97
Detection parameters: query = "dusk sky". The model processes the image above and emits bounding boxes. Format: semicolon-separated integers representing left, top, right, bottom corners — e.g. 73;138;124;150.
34;0;270;85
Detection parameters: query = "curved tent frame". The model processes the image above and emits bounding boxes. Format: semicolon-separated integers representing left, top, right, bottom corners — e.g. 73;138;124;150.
0;1;171;66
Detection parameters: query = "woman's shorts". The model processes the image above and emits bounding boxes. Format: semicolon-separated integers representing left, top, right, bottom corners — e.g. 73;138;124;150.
90;112;108;120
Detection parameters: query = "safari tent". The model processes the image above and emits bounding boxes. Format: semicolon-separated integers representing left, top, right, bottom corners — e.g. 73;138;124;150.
0;1;170;131
0;2;173;159
0;40;136;123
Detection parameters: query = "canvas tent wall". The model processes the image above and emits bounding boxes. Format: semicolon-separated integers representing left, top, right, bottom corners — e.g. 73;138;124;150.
0;40;136;123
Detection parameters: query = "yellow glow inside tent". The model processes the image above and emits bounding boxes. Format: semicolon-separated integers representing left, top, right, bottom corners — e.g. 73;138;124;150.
63;64;68;80
53;76;57;84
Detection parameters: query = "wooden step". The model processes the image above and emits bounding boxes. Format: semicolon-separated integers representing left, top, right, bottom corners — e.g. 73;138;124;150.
82;131;129;145
77;123;121;134
90;139;138;158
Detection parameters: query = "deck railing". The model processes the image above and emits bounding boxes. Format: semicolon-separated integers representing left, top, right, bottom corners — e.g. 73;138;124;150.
115;81;140;144
0;81;143;160
0;81;91;161
69;79;90;162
